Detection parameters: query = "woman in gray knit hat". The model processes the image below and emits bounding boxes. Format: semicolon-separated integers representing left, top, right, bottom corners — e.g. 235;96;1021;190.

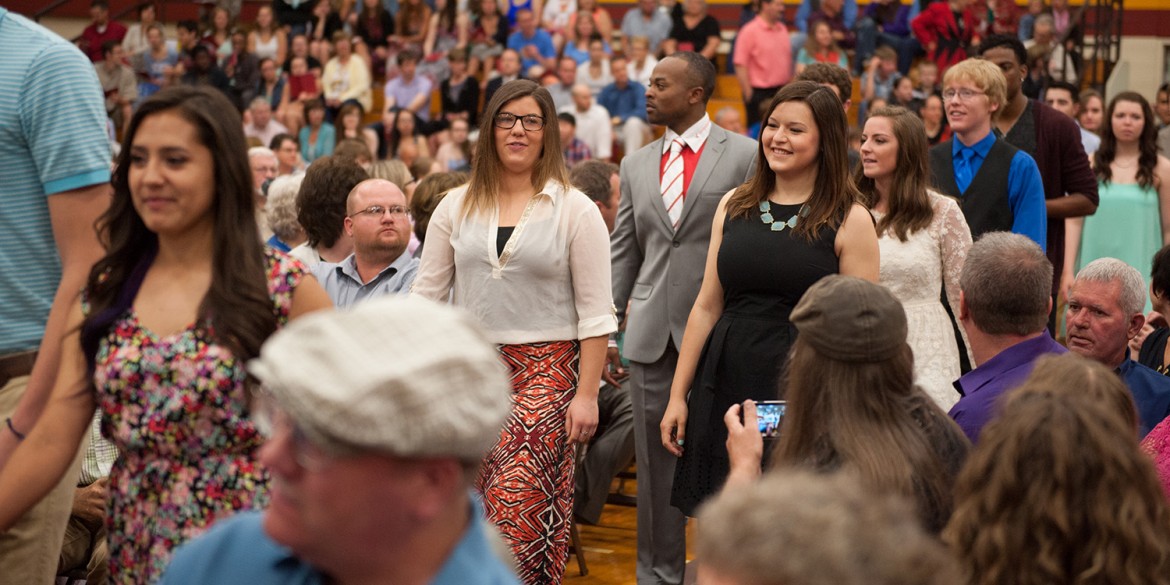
723;274;970;534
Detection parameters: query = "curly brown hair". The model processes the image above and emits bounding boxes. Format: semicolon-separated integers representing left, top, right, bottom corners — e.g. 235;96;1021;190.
944;386;1170;585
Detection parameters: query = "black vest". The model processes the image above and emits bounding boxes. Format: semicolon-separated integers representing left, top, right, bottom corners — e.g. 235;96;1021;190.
929;138;1017;240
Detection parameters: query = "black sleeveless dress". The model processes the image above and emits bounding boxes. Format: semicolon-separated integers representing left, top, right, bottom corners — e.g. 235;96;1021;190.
670;203;840;516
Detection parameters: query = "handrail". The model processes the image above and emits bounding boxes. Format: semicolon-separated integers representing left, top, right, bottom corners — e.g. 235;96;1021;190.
31;0;73;22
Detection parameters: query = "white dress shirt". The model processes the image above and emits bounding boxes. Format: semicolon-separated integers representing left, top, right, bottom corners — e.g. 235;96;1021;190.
560;102;613;159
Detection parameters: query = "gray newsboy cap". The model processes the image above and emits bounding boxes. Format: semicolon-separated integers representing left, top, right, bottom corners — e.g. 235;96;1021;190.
248;296;512;460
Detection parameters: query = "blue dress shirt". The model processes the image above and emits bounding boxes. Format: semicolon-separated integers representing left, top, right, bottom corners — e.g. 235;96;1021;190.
506;29;556;72
952;131;1048;251
312;250;419;309
598;81;648;123
160;497;521;585
1118;358;1170;438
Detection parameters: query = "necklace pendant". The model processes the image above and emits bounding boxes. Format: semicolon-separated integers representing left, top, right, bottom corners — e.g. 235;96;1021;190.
761;212;774;223
771;222;785;232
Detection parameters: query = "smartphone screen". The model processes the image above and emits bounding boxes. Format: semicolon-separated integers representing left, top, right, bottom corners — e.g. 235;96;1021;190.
756;400;786;438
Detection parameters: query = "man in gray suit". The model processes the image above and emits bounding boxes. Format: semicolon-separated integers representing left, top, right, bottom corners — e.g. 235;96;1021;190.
609;51;757;585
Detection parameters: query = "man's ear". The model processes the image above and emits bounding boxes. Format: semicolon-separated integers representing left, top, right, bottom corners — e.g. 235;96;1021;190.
1127;311;1146;341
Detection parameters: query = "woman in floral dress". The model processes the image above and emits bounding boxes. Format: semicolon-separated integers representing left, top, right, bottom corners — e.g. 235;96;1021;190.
0;86;332;583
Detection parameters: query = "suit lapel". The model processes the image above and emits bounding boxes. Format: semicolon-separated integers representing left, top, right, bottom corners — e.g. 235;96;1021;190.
676;126;728;229
641;138;675;231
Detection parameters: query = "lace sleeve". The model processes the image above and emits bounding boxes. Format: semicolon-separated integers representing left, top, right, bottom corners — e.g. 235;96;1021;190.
935;193;975;363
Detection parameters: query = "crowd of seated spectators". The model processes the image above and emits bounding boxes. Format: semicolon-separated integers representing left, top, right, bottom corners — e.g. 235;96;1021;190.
23;2;1170;584
86;0;1097;172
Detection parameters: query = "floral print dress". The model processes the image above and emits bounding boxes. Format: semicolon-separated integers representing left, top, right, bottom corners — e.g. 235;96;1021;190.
92;250;304;583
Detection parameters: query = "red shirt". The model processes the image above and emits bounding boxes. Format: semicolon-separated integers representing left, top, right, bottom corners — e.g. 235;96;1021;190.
660;140;706;198
80;21;128;62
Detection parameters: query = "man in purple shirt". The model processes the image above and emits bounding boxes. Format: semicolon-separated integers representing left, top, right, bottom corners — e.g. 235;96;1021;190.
949;232;1066;442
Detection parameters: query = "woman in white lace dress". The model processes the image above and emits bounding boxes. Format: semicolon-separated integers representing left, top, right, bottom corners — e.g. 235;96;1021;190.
857;106;973;409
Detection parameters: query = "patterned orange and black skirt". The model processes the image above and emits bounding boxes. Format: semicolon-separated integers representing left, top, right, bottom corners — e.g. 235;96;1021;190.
478;340;580;585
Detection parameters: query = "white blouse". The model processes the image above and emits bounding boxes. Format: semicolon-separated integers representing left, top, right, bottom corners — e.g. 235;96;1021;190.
412;180;618;345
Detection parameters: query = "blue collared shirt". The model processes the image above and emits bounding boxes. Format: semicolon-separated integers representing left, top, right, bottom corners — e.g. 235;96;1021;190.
1118;358;1170;438
506;29;555;71
949;333;1067;443
952;131;1048;251
160;497;521;585
598;81;648;123
312;251;419;309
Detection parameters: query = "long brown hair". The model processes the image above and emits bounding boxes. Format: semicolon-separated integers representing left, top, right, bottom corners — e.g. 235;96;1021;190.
802;19;843;58
770;339;964;533
463;79;569;216
1094;91;1161;190
726;81;859;241
82;86;273;368
855;106;934;241
944;389;1170;585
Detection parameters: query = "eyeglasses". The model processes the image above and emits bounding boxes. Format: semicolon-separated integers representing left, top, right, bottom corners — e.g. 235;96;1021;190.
942;88;986;102
347;205;410;219
253;393;345;472
494;112;545;131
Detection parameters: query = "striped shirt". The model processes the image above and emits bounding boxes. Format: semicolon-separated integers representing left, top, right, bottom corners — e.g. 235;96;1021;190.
0;8;111;353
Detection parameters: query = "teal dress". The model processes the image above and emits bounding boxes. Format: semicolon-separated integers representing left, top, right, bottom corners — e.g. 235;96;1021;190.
1079;180;1162;312
299;124;335;164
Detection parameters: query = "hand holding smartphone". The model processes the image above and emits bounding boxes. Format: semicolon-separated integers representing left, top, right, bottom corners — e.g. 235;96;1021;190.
755;400;786;439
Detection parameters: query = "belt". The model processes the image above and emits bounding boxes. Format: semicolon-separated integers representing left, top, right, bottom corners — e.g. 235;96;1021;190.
0;351;37;389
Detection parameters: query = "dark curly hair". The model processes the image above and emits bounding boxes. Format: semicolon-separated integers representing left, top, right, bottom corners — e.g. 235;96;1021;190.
945;381;1170;585
295;155;368;248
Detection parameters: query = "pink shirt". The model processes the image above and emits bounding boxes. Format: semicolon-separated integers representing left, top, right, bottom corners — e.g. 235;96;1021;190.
732;16;792;89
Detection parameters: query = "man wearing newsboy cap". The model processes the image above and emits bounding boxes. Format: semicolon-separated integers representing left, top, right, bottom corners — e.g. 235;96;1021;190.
159;296;521;585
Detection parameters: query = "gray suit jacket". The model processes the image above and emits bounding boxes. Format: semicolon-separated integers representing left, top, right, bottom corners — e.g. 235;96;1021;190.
611;124;758;364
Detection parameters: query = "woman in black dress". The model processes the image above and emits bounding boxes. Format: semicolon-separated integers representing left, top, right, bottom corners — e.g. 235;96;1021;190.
661;81;880;516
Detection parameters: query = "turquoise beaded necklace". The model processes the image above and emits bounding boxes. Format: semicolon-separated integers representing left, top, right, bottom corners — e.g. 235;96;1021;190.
759;200;810;232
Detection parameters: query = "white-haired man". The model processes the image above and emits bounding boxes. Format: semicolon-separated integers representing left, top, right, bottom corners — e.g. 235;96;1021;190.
244;97;288;147
160;296;520;584
1066;258;1170;437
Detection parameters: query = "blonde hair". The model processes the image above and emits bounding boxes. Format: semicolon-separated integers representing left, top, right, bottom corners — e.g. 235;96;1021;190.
942;58;1007;113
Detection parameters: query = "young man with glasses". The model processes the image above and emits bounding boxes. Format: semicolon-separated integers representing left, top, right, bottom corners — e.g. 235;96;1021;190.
311;179;419;308
928;57;1047;251
160;296;520;585
977;35;1097;325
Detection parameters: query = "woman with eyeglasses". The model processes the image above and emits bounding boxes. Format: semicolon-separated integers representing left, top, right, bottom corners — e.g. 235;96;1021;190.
412;79;616;585
0;86;332;583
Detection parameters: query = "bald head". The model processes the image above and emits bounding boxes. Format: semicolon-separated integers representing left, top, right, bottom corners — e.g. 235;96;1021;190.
344;179;411;270
571;84;593;112
346;179;406;215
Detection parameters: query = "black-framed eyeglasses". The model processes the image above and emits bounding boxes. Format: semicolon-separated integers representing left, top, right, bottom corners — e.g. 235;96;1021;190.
494;112;545;131
347;205;411;219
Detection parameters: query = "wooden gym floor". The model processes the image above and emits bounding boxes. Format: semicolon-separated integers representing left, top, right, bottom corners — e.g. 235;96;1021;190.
567;478;698;585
